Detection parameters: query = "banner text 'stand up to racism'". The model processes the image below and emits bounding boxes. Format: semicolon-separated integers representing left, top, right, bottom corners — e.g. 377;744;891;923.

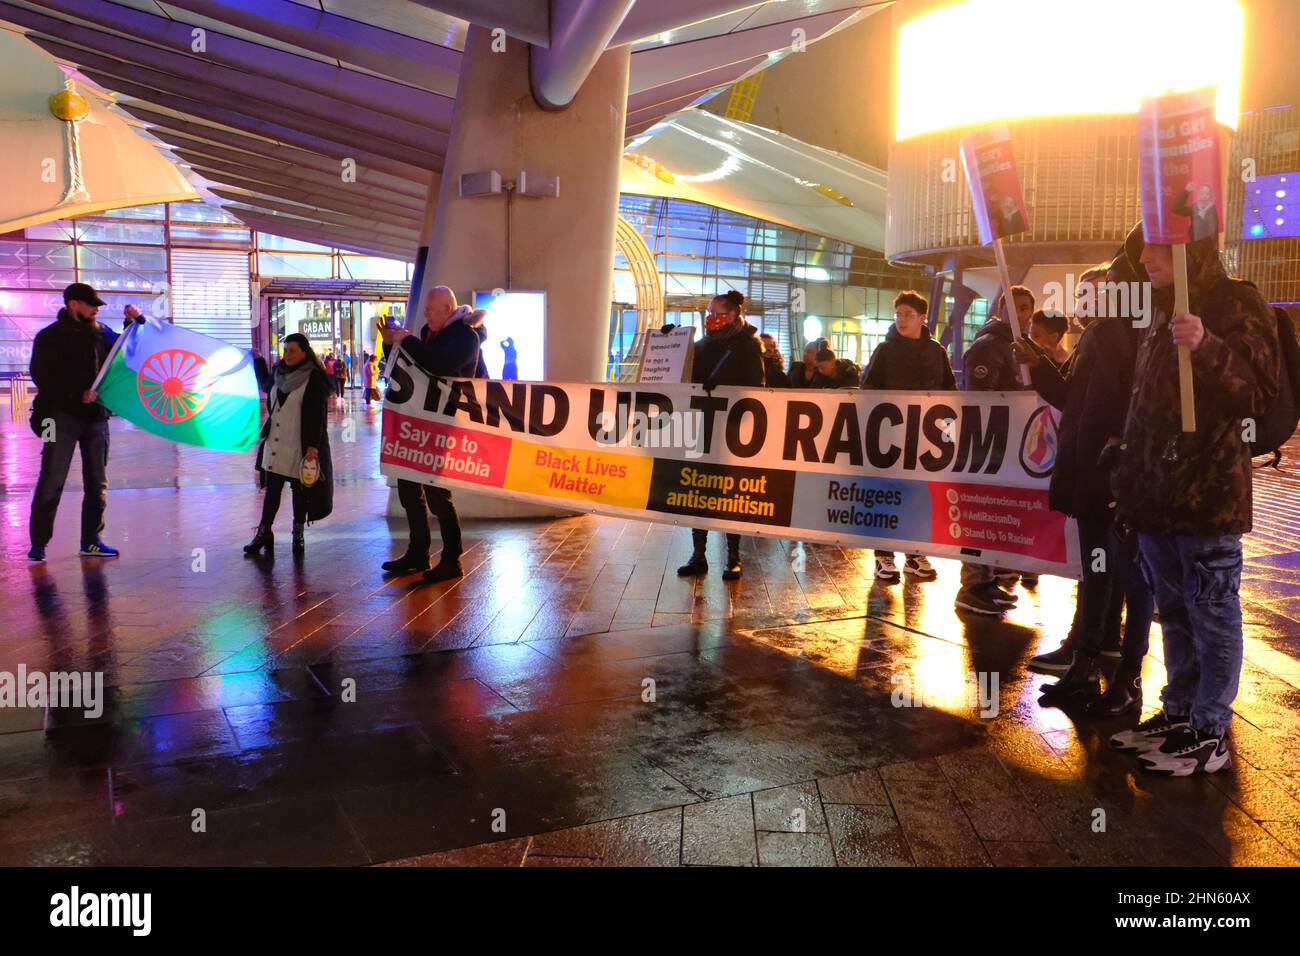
379;354;1081;577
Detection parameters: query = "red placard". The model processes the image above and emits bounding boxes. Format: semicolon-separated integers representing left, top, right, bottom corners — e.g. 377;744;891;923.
960;125;1030;246
1138;86;1223;245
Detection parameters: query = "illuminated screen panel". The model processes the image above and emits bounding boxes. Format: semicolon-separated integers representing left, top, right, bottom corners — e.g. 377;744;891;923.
1242;173;1299;240
895;0;1242;140
472;290;546;381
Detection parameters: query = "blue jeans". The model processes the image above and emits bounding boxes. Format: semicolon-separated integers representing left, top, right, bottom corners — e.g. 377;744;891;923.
1137;533;1243;737
1077;517;1153;661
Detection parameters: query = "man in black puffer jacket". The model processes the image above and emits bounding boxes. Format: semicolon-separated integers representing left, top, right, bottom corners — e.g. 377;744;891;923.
859;290;955;584
677;290;764;581
1013;252;1154;716
379;285;487;583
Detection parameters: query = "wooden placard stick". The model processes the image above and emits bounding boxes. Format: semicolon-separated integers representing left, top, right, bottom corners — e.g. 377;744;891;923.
991;236;1029;386
1172;243;1197;432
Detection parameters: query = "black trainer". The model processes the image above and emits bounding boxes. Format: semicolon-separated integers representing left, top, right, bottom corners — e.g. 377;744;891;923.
955;587;1006;615
423;559;464;584
1138;727;1230;776
1109;710;1190;753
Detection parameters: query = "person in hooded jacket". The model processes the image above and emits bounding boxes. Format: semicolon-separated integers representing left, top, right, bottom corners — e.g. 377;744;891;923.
677;290;764;581
1107;229;1279;775
859;290;955;583
1012;250;1154;716
245;333;333;556
378;285;487;583
954;285;1034;614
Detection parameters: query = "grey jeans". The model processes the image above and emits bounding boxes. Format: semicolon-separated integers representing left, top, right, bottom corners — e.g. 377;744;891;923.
29;410;110;549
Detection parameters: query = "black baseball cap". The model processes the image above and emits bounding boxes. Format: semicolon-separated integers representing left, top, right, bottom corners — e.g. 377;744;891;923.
63;282;106;307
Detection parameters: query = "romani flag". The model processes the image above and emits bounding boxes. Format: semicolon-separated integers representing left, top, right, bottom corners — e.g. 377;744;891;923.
93;318;262;451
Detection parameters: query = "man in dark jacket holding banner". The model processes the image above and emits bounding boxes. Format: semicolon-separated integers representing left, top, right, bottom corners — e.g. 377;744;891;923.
859;290;955;583
677;290;764;581
379;285;487;583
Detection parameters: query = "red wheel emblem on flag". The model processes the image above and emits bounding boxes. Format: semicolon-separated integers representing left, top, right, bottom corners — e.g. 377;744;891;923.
137;349;212;423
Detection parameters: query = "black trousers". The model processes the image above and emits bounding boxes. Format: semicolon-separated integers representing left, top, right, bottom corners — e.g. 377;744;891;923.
29;411;109;548
262;473;306;527
398;479;462;560
692;528;740;557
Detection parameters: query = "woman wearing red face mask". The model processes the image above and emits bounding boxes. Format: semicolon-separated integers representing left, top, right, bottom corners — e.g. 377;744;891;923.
677;290;765;581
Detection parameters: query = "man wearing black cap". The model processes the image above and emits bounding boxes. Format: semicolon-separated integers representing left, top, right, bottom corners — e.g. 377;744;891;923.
27;283;141;561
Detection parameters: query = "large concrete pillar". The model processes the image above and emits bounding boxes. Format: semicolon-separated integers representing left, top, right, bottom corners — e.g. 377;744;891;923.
415;24;631;384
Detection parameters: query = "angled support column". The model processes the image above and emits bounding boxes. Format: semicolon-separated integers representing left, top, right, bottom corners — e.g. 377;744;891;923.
530;0;636;111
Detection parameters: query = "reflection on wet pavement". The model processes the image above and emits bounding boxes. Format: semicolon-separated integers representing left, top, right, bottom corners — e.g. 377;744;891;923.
1;404;1298;866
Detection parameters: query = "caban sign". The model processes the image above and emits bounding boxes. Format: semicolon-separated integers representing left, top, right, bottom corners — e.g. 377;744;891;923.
300;319;333;339
379;353;1080;576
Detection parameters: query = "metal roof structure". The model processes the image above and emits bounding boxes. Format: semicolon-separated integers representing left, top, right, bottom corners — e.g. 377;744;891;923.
0;0;885;258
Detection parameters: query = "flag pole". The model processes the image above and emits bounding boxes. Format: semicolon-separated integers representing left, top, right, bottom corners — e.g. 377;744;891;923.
1171;243;1197;432
991;235;1030;386
89;319;137;394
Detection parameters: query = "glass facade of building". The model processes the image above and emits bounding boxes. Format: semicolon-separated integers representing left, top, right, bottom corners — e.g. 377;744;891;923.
0;201;411;376
611;195;930;380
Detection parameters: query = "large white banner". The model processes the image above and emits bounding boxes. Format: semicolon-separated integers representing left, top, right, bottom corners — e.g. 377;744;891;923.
379;353;1080;577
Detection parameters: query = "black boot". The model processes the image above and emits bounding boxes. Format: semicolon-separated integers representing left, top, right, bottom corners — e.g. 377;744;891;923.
381;552;431;574
423;557;464;583
243;524;273;555
292;523;305;554
1087;658;1143;716
1039;652;1102;704
677;551;708;576
722;539;742;581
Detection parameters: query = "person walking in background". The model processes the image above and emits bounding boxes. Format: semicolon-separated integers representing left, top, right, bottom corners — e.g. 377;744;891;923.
677;290;764;581
341;344;352;386
859;290;956;583
362;351;379;404
27;284;143;561
244;333;333;557
758;332;790;387
1013;247;1153;716
1108;231;1279;775
378;285;487;583
334;352;348;399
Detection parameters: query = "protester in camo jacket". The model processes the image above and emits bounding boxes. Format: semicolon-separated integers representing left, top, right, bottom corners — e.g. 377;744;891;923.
1108;228;1280;776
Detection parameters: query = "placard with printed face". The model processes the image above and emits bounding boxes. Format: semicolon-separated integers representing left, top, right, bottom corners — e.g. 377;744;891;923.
960;124;1030;245
1138;86;1224;245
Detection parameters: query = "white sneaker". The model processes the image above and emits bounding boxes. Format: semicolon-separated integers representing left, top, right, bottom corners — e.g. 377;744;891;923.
904;555;937;580
875;556;900;582
1109;710;1190;753
1138;727;1230;776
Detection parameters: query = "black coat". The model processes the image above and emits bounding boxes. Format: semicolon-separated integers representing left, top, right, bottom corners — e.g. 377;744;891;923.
763;356;790;388
790;358;859;389
1028;317;1138;519
399;310;487;379
691;321;765;388
257;364;334;521
29;309;119;422
962;318;1023;390
860;325;956;390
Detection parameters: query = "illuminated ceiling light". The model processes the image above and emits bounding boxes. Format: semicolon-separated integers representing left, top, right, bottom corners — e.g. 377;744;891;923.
1278;218;1286;226
794;266;831;282
803;316;823;341
895;0;1243;140
1250;224;1265;236
1278;190;1289;198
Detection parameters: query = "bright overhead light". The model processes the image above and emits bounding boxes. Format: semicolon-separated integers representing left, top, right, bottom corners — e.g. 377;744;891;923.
895;0;1243;140
793;266;831;282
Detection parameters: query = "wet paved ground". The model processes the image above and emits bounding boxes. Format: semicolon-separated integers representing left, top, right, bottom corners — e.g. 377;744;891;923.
2;396;1299;866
